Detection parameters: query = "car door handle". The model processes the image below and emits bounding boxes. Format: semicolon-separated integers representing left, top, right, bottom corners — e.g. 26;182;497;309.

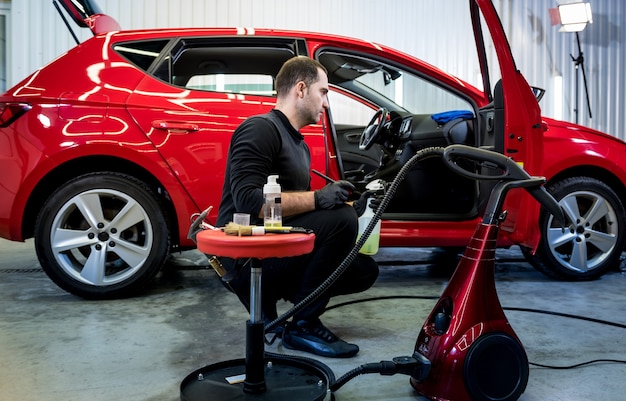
152;120;199;133
345;133;361;143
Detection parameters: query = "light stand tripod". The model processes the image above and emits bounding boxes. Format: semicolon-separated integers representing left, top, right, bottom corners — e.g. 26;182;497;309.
570;32;592;124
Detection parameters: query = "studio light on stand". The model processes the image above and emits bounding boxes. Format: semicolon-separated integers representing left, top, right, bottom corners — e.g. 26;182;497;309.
549;2;593;124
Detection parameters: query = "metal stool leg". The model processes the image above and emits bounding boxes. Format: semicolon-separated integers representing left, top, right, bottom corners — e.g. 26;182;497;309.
244;258;266;393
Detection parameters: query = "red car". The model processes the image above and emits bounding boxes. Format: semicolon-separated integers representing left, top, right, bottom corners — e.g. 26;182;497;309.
1;0;625;298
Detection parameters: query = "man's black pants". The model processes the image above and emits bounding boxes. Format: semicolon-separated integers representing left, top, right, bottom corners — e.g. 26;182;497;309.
223;204;379;323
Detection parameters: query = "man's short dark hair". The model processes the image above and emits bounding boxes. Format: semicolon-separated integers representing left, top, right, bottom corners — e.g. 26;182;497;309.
275;56;328;98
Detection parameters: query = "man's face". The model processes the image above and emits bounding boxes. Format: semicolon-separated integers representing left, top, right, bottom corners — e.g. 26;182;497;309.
298;68;329;126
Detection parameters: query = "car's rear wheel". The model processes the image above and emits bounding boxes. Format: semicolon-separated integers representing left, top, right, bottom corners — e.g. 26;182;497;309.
34;172;170;298
522;176;625;280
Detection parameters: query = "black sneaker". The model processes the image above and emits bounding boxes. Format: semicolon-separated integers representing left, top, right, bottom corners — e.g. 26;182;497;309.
282;319;359;358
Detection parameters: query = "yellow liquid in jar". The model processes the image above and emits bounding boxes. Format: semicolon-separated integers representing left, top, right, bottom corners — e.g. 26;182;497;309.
264;221;282;228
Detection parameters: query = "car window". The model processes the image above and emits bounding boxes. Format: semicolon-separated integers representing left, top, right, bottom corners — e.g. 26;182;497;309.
149;38;305;95
114;37;305;95
327;90;375;126
186;73;275;96
321;52;473;125
113;40;170;72
355;67;472;114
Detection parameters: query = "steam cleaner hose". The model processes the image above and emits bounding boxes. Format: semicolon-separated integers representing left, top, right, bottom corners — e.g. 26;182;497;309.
264;147;445;333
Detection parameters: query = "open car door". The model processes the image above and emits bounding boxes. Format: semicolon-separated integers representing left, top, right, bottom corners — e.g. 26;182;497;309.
473;0;545;247
55;0;121;36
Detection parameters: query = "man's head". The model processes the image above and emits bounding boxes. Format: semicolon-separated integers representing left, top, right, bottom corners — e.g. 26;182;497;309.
275;56;329;129
275;56;327;97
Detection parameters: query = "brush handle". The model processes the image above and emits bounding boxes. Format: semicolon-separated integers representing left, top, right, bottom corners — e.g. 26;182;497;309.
312;169;336;183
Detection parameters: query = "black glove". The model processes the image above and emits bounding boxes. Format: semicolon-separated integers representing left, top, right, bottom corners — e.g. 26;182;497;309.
314;180;356;209
353;190;374;217
367;180;388;214
354;191;387;216
370;193;384;213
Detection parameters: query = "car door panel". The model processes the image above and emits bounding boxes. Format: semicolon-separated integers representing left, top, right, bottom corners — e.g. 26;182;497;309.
335;124;379;176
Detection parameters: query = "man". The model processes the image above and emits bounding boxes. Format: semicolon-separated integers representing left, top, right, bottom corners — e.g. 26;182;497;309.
216;56;379;358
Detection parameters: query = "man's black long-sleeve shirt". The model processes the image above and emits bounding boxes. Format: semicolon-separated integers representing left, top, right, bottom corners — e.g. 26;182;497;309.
216;109;312;227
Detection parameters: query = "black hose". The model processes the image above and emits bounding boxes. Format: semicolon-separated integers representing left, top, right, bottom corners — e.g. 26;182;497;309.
326;296;626;391
264;147;445;333
330;362;397;391
327;296;626;330
330;366;363;392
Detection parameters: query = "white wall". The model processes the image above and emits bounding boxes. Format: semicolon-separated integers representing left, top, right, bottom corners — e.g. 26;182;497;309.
7;0;625;140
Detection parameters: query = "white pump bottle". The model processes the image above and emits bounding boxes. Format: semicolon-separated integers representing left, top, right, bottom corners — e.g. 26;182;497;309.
263;175;282;228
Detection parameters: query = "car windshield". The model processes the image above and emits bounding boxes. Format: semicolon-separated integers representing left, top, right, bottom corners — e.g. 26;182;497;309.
321;52;474;126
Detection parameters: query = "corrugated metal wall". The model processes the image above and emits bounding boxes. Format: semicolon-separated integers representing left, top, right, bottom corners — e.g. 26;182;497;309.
498;0;625;139
7;0;625;140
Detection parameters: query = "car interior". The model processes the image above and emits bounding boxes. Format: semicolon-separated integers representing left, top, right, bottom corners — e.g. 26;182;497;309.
318;51;483;220
116;38;500;222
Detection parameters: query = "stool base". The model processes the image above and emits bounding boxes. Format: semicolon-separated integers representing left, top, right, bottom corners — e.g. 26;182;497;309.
180;356;333;401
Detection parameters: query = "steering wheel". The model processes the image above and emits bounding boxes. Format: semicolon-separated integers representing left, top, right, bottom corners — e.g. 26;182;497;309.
359;107;389;150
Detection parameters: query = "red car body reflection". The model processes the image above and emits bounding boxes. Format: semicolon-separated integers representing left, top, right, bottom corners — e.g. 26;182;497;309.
1;0;625;298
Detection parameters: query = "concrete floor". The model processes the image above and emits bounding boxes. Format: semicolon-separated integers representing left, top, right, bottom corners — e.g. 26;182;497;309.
1;238;625;401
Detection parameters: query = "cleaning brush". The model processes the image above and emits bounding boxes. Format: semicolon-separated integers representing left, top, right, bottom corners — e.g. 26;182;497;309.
223;222;313;236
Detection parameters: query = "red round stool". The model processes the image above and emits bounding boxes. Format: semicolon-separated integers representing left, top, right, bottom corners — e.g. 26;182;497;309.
180;229;332;401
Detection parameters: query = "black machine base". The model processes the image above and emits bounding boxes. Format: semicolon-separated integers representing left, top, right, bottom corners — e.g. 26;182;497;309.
180;356;333;401
464;333;529;401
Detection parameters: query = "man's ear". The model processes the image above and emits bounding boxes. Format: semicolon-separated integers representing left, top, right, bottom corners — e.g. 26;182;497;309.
296;81;307;98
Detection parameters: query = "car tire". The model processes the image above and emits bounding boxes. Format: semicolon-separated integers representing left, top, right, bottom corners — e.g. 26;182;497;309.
522;176;625;280
34;172;170;299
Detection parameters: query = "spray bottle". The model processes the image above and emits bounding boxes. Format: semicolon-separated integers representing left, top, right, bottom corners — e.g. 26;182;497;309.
357;180;385;255
263;175;282;228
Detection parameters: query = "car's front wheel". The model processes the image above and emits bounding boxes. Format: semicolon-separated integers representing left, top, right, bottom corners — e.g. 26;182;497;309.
34;172;170;298
522;176;625;280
